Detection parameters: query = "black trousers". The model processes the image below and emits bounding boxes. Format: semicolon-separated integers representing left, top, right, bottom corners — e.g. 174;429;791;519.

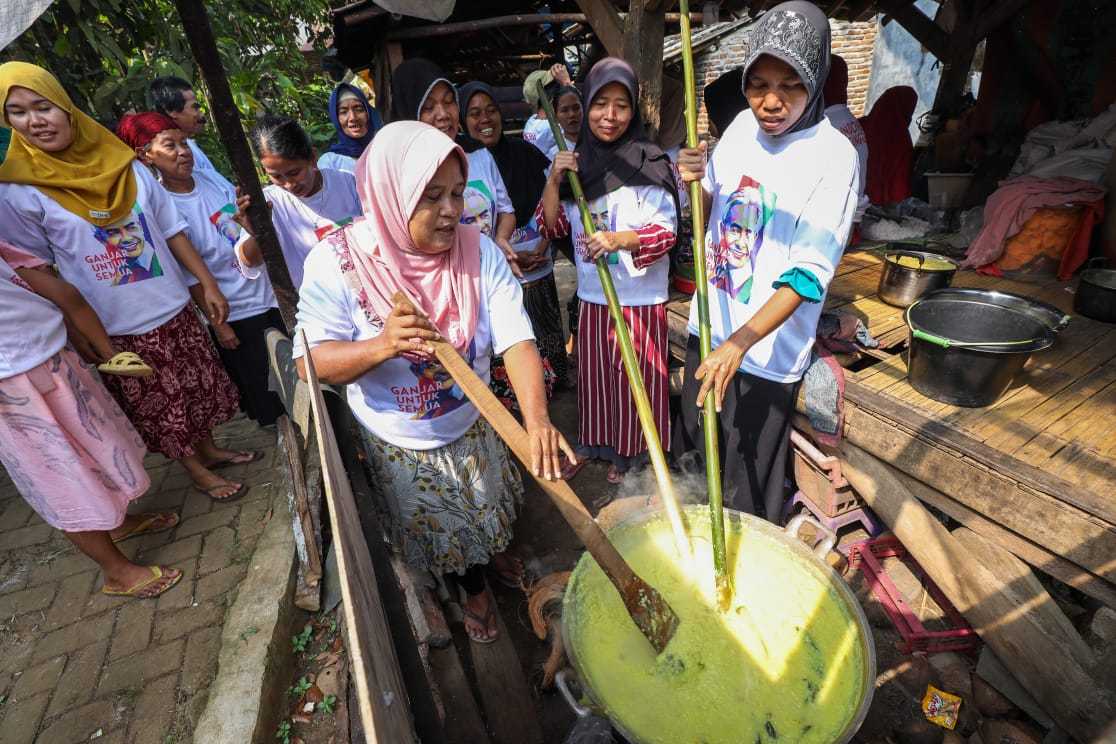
672;335;797;522
210;307;287;427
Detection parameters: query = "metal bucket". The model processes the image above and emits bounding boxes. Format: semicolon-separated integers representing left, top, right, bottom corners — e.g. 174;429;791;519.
877;249;958;308
558;507;877;744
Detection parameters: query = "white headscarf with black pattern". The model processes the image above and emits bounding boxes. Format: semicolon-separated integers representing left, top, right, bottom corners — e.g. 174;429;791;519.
741;1;831;137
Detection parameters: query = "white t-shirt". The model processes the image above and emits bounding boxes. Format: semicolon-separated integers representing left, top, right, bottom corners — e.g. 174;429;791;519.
0;162;195;336
0;255;67;379
168;169;278;323
689;112;859;383
523;115;556;158
317;151;357;175
293;234;534;450
461;148;514;238
545;135;578;161
510;214;552;284
824;105;869;222
562;185;676;306
236;168;362;289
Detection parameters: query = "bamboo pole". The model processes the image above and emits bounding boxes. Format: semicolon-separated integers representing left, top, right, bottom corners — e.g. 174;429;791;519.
534;83;690;560
678;0;729;608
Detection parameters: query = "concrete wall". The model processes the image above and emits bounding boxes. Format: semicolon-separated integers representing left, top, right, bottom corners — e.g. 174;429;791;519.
690;16;879;139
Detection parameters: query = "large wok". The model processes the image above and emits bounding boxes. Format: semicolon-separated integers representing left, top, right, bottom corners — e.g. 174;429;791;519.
558;505;876;744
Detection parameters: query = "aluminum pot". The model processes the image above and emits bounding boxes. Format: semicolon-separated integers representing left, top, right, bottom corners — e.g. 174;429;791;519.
1074;258;1116;324
877;248;959;308
905;289;1070;407
558;507;876;744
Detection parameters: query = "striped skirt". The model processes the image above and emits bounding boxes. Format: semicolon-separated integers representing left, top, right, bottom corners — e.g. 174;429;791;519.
577;301;670;460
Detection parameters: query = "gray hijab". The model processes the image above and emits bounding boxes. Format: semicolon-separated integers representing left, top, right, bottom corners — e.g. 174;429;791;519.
741;1;831;137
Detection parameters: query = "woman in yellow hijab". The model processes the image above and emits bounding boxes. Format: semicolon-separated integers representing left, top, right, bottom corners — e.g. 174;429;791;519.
0;62;261;510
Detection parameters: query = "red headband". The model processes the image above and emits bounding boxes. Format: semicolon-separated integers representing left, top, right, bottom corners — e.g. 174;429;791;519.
116;112;180;150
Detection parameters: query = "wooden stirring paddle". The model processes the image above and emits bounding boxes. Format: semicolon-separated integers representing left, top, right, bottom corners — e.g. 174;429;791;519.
391;293;680;653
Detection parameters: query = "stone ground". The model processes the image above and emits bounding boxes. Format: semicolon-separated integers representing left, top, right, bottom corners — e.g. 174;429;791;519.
0;415;280;744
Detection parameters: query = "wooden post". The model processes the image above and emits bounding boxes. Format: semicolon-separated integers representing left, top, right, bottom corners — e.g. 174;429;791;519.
171;0;298;329
703;1;721;24
623;0;668;138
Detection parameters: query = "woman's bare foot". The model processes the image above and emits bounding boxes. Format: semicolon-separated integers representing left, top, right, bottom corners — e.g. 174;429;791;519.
108;512;180;542
180;454;244;501
489;551;527;589
462;589;498;643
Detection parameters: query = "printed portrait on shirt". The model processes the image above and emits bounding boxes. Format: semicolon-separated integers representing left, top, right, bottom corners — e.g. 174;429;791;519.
209;203;241;247
461;181;495;236
93;206;164;286
398;341;476;420
575;197;619;265
708;175;776;304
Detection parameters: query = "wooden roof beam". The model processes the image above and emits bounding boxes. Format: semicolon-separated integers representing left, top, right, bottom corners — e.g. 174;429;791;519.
848;0;878;21
878;0;948;59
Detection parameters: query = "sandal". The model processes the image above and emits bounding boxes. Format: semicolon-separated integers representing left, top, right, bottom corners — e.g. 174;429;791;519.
489;553;528;590
101;565;182;598
111;511;180;543
97;351;154;378
195;481;247;502
205;450;264;469
463;601;499;644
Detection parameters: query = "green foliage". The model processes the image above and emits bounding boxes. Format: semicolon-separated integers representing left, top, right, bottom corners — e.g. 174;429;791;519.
291;623;313;653
2;0;338;174
275;720;292;744
318;694;337;715
288;675;313;698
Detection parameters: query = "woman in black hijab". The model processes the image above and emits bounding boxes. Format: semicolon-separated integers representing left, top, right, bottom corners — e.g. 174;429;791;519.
674;1;859;521
457;80;567;393
538;57;680;485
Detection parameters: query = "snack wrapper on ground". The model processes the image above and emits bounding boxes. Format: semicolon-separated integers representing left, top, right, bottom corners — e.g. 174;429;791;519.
922;684;963;729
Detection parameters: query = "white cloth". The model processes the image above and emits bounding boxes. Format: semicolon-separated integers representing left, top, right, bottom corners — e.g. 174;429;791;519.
562;184;675;306
461;148;514;237
545;135;578;161
293;235;534;450
235;167;362;289
0;256;67;378
188;139;218;176
317;151;357;175
0;163;195;336
168;169;278;323
690;112;859;383
523;115;556;158
824;104;870;222
510;214;552;284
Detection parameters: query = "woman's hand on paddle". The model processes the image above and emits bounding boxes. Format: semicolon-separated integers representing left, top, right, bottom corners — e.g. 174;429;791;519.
549;151;578;184
215;322;239;350
379;299;440;359
694;337;746;413
525;415;577;481
676;142;707;184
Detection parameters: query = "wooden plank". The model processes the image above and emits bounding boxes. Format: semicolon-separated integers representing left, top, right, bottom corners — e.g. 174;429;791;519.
573;0;624;55
277;415;323;611
469;604;545;744
1000;359;1116;455
843;455;1116;609
426;645;492;744
840;443;1114;742
838;395;1116;583
302;332;417;742
951;527;1097;671
844;379;1116;531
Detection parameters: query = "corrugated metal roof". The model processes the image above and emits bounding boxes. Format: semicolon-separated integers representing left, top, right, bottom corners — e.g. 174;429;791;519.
662;17;753;63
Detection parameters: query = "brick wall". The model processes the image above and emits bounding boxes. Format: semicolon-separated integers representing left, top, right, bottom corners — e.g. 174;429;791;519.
689;16;878;139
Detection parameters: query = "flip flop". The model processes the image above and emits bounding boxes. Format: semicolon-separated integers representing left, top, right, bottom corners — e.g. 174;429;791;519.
111;512;180;543
97;351;154;378
462;602;499;644
101;565;183;598
206;450;264;469
195;481;247;503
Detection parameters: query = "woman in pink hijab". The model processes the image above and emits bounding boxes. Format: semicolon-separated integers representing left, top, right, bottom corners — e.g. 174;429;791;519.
294;121;574;644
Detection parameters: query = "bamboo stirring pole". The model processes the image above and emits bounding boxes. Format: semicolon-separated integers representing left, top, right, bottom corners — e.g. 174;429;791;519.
678;0;731;609
532;78;691;560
